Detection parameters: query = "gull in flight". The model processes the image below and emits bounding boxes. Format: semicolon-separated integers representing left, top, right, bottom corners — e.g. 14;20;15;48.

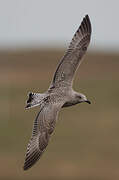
23;15;92;170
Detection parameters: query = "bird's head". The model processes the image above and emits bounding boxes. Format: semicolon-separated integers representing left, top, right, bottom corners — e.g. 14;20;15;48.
76;93;91;104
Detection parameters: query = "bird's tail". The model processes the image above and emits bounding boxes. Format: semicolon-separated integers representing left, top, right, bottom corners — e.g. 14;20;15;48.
25;92;44;109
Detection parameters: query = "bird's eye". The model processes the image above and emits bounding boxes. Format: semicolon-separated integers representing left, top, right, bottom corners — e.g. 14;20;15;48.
78;96;81;99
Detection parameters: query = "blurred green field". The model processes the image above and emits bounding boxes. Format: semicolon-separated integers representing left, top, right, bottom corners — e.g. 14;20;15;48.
0;49;119;180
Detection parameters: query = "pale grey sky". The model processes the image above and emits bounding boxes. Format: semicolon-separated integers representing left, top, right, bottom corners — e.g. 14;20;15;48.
0;0;119;51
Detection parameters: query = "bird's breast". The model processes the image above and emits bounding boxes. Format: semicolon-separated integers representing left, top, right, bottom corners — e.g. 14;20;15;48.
62;99;79;108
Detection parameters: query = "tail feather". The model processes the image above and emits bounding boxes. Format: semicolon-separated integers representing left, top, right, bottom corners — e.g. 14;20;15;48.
25;92;44;109
27;92;34;104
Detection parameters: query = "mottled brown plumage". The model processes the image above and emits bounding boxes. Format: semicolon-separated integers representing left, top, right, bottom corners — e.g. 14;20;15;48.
23;15;92;170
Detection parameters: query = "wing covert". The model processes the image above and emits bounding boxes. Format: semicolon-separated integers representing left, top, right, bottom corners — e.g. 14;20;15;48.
51;15;91;86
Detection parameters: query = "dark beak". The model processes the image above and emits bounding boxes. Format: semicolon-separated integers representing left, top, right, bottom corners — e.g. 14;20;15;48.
85;100;91;104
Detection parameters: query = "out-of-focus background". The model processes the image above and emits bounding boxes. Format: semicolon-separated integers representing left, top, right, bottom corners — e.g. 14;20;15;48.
0;0;119;180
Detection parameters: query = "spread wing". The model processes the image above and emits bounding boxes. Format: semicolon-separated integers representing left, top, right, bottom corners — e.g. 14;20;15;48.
51;15;91;86
23;103;62;170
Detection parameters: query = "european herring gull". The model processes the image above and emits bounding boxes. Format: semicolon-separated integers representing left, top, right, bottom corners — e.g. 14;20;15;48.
23;14;92;170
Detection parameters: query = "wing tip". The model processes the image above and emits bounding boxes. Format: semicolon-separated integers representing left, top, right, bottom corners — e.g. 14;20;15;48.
23;154;38;171
79;14;92;35
23;161;35;171
23;158;36;171
23;164;28;171
85;14;90;19
23;158;32;171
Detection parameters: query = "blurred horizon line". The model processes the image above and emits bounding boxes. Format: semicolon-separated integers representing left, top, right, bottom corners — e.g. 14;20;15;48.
0;44;118;54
